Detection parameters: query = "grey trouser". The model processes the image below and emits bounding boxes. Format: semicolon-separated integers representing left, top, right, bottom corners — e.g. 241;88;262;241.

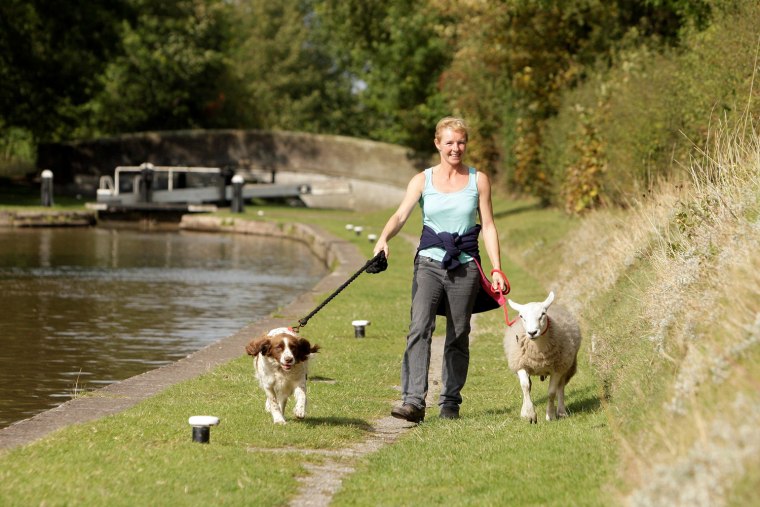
401;256;480;409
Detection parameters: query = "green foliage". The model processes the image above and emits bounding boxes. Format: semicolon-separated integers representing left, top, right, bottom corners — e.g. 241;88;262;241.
431;0;713;201
544;0;760;207
0;126;35;178
228;0;357;134
560;105;607;213
83;0;236;136
313;0;452;151
0;0;129;141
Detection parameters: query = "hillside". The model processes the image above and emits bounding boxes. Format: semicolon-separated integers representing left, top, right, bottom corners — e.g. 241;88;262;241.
543;119;760;504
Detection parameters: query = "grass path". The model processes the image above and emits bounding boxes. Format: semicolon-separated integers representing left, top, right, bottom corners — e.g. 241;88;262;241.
279;233;452;506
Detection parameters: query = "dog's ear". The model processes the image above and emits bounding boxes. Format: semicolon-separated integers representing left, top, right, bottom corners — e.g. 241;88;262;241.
246;337;270;356
296;338;319;360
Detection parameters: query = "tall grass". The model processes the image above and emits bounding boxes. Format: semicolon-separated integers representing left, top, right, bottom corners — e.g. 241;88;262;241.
554;114;760;505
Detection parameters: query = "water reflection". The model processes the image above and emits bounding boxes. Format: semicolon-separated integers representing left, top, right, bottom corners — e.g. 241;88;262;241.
0;227;326;428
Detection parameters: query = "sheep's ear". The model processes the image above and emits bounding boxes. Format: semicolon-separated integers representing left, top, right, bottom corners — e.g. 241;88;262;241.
508;299;521;311
543;291;555;309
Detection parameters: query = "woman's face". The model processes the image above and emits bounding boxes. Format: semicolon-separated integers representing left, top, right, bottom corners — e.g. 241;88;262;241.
435;128;467;166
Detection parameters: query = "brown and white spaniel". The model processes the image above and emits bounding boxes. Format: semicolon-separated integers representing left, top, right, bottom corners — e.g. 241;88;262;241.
245;327;320;424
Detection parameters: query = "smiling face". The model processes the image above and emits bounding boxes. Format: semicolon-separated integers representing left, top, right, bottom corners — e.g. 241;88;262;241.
435;127;468;167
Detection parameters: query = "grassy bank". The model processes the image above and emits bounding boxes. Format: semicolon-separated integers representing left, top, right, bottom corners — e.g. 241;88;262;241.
0;117;757;505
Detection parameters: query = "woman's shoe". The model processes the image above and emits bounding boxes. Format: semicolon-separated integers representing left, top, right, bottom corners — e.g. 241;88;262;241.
391;404;425;423
439;406;460;419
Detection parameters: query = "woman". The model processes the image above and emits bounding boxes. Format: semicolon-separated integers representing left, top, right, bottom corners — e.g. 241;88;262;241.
373;116;506;422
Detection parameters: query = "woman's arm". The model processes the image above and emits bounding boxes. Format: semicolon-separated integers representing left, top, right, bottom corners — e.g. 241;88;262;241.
373;172;425;259
477;171;507;291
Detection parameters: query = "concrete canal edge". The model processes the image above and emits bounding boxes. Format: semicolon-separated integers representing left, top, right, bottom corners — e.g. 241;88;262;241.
0;214;366;451
0;210;97;227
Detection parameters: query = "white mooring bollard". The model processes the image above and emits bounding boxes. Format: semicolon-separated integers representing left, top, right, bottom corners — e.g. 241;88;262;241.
40;170;53;207
231;175;245;213
352;320;370;338
188;415;220;444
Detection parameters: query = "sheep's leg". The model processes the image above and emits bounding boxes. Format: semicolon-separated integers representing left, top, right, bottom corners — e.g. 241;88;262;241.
558;358;577;418
293;382;307;419
517;369;537;424
546;374;562;421
557;376;569;418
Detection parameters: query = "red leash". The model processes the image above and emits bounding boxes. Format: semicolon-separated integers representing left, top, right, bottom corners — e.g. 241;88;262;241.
491;268;518;327
473;259;517;327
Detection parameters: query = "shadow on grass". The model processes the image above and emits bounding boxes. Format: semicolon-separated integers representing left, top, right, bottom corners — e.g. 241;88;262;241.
488;384;600;418
567;388;602;414
492;202;543;219
480;406;514;417
299;416;374;431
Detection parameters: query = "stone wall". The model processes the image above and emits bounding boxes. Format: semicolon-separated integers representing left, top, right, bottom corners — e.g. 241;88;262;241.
38;129;425;190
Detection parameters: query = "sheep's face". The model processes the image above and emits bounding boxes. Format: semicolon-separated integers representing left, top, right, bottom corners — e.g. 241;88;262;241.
508;291;555;340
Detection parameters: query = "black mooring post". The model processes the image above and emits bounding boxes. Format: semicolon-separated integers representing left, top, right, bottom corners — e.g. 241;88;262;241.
138;163;154;203
192;426;210;443
218;166;233;204
40;170;54;207
231;175;244;213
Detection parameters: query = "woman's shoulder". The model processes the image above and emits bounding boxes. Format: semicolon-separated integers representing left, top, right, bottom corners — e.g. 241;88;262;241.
406;170;427;193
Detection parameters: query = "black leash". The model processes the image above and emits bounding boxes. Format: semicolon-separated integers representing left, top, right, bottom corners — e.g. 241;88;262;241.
293;251;387;331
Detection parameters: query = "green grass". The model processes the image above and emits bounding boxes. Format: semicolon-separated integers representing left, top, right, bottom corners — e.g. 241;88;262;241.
0;181;89;210
333;248;614;506
0;196;615;506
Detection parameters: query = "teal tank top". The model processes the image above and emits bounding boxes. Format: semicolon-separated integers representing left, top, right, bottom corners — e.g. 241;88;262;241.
418;167;479;264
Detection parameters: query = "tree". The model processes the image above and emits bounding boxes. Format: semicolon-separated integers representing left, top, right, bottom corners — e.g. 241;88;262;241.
313;0;451;152
431;0;710;203
228;0;358;135
0;0;129;141
84;0;236;136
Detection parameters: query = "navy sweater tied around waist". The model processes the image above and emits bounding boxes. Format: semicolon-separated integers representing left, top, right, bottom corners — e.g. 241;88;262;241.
417;224;482;269
416;224;502;315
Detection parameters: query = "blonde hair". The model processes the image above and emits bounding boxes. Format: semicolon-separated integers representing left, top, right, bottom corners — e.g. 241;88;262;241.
435;116;468;141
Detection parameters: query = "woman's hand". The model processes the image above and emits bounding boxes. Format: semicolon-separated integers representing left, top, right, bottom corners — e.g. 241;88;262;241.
373;240;390;260
491;270;507;292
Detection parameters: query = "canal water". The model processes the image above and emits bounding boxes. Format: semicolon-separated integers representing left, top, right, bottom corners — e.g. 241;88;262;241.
0;227;326;429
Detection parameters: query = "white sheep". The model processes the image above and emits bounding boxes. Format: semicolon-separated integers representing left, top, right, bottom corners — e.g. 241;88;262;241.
503;291;582;423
